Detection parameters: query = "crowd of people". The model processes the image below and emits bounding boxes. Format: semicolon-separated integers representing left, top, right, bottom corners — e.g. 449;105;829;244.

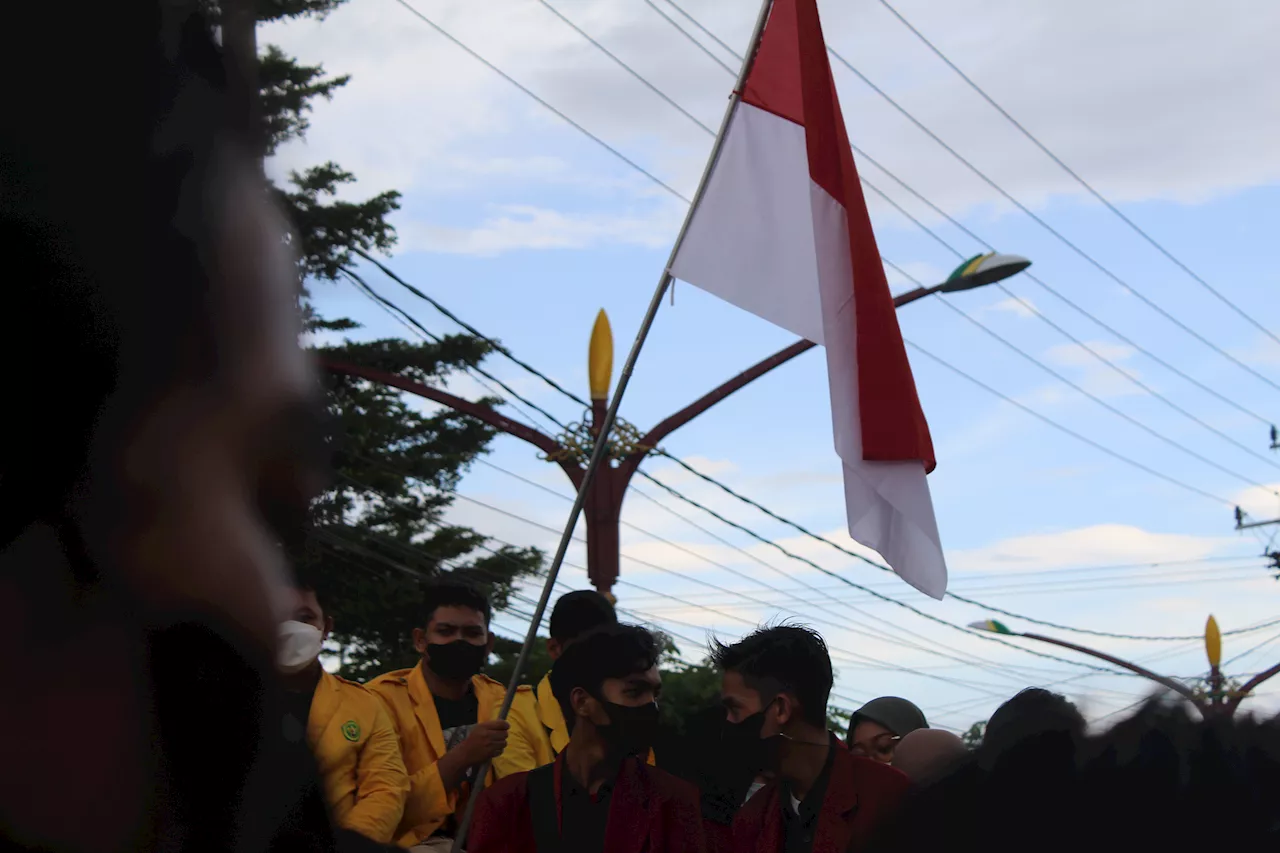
272;579;1280;853
5;2;1280;851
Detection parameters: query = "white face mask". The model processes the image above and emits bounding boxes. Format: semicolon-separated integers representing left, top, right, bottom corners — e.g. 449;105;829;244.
278;620;324;673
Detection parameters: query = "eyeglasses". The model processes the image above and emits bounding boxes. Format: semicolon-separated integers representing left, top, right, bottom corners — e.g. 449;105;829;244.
849;733;901;760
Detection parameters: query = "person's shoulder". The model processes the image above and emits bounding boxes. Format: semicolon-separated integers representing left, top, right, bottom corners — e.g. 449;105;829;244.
475;673;535;695
330;675;390;713
365;669;413;695
644;763;701;805
843;751;911;795
732;780;776;831
480;765;533;804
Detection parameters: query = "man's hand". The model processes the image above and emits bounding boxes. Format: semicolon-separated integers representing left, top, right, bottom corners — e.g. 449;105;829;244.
437;720;510;791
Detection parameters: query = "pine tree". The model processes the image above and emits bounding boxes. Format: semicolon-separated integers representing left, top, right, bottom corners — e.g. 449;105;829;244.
212;0;544;679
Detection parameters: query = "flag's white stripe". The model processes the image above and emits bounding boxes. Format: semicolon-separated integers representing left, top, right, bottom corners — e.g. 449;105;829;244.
810;183;946;599
672;101;948;599
670;103;825;345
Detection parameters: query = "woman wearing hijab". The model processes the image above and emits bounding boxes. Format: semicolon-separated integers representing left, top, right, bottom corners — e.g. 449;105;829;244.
847;698;928;764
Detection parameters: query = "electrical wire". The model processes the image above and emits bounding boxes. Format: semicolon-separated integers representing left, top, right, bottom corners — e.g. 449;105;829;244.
373;3;1263;642
822;41;1280;394
645;0;1275;427
536;0;1278;478
872;0;1280;349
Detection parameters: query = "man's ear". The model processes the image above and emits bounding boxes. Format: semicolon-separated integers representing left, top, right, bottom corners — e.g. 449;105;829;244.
570;686;594;721
412;627;427;654
774;693;798;728
484;631;496;655
322;615;335;643
547;637;563;661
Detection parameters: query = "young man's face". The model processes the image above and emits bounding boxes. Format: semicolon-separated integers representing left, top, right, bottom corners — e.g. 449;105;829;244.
287;588;332;640
721;670;793;738
598;665;662;709
414;605;492;651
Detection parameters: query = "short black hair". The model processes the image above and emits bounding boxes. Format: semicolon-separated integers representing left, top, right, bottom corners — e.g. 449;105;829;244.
870;702;1280;852
549;623;659;734
711;624;832;728
421;578;491;628
549;590;617;643
981;688;1085;759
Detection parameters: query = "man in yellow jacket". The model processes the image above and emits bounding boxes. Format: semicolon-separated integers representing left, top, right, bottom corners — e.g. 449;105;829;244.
536;590;618;755
368;580;552;850
279;582;410;844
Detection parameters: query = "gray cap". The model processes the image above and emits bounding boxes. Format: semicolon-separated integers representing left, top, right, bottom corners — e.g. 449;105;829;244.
849;696;928;739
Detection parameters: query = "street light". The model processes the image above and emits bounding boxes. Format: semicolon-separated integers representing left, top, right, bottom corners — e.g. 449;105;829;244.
942;252;1032;292
325;250;1033;595
968;615;1280;718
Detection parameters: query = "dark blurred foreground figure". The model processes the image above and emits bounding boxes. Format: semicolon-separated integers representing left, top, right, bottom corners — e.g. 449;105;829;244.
870;702;1280;853
469;624;706;853
715;626;909;853
889;729;968;787
978;687;1085;763
0;3;391;851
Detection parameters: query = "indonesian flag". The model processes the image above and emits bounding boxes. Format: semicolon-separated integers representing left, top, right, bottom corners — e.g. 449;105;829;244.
669;0;947;598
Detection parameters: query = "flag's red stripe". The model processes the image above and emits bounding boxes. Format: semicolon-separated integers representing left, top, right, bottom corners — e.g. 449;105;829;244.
743;0;935;471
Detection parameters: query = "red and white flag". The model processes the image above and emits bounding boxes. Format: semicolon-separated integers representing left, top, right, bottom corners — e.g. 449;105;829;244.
669;0;947;598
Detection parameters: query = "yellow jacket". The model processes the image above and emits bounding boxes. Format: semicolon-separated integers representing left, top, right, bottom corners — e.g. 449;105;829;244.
368;666;553;847
308;670;409;843
534;672;656;765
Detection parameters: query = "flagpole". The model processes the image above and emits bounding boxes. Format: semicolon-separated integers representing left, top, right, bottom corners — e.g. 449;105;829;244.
449;2;775;849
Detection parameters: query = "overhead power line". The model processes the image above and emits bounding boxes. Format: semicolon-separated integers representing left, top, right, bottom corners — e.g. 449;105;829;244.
389;0;1250;507
541;0;1275;482
378;6;1256;635
646;0;1274;429
354;264;1239;638
872;0;1280;349
820;42;1280;394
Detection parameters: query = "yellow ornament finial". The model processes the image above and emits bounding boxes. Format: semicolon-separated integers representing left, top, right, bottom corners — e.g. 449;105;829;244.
588;309;614;401
1205;615;1222;669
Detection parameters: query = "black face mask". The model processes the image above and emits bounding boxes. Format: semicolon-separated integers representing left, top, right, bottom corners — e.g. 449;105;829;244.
597;700;660;759
425;640;487;681
721;709;780;774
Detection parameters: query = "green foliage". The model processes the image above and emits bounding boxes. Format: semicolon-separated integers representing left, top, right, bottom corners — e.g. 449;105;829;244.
962;721;986;749
276;163;401;283
249;0;543;678
259;47;350;155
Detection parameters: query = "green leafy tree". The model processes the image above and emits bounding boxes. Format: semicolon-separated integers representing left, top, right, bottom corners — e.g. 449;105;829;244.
212;0;543;678
962;721;986;749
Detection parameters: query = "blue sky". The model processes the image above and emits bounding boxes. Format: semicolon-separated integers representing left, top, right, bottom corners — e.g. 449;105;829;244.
274;0;1280;729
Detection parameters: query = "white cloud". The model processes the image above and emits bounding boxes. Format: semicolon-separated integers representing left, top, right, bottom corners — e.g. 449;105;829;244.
261;0;1280;256
945;523;1236;574
983;296;1038;319
1038;340;1143;400
397;203;682;255
1231;482;1280;520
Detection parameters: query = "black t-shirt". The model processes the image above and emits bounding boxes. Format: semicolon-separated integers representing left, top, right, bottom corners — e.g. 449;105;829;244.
779;744;835;853
282;677;317;745
434;689;480;757
431;687;481;838
560;767;614;853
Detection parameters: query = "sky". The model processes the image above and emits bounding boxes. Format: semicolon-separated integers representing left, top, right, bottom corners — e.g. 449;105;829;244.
270;0;1280;731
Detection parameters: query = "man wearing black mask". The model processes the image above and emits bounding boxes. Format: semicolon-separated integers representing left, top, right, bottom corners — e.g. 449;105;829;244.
368;580;551;850
469;624;706;853
714;626;909;853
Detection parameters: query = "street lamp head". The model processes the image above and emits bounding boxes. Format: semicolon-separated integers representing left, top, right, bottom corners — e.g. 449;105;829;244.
1205;615;1222;670
589;309;614;402
969;618;1014;635
941;252;1032;293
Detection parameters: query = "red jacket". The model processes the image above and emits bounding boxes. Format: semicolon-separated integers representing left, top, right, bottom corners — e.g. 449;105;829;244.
732;747;909;853
469;753;707;853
